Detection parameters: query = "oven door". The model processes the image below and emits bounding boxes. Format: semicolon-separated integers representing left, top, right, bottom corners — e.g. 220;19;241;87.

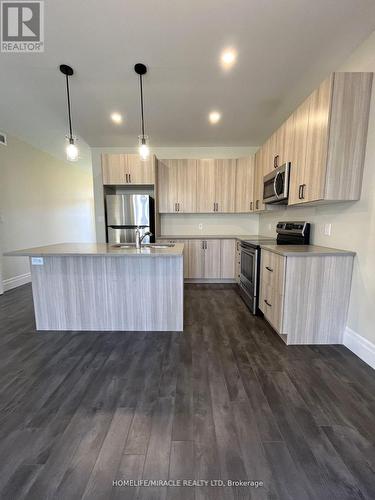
239;245;259;313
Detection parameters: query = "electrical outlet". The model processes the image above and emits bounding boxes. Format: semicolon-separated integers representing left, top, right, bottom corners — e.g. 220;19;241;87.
31;257;44;266
324;224;332;236
198;223;203;230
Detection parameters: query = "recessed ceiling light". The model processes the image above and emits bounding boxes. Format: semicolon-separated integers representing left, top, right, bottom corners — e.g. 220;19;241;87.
111;112;123;124
221;48;237;69
209;111;221;124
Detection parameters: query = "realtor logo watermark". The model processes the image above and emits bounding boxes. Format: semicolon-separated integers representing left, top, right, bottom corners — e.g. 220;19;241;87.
1;1;44;52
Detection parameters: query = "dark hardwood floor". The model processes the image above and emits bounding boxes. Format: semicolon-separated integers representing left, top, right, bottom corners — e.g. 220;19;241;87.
0;283;374;500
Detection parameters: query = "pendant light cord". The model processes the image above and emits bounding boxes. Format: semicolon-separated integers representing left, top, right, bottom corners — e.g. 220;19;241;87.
65;74;73;141
139;74;145;139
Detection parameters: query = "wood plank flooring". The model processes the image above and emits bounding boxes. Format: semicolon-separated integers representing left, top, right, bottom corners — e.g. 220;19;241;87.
0;283;374;499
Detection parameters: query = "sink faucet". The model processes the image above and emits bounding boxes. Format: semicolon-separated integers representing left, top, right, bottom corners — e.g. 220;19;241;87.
135;227;153;249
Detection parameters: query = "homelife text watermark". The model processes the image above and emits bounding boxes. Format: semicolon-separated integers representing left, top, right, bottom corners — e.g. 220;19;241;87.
1;1;44;52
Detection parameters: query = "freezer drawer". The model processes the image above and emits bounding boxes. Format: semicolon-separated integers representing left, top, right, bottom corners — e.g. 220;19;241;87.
107;227;151;244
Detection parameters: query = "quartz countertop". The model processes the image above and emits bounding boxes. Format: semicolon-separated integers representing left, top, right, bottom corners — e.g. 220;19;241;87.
260;244;356;257
159;234;273;241
4;243;184;258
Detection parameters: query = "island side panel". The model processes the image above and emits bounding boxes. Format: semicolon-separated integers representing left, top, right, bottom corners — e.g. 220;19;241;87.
29;255;183;331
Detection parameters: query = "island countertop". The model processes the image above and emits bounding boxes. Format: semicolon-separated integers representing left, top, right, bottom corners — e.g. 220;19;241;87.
4;242;184;257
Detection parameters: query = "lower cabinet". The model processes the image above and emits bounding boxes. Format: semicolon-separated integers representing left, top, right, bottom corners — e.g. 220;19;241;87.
259;249;354;345
159;239;189;278
188;239;221;279
158;238;236;281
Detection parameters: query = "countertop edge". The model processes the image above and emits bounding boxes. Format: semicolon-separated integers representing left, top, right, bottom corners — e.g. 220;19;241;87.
260;244;356;257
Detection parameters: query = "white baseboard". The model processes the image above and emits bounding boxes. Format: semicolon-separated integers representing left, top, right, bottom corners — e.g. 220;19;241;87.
3;272;31;292
343;327;375;369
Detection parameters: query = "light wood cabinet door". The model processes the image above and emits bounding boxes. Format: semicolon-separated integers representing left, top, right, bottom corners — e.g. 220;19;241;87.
215;159;236;212
188;240;204;278
220;240;236;279
259;250;285;333
158;160;179;213
176;160;197;213
204;240;221;278
253;149;265;212
126;154;155;184
282;114;295;165
102;154;126;184
288;99;310;205
235;157;254;212
196;160;216;213
302;75;333;203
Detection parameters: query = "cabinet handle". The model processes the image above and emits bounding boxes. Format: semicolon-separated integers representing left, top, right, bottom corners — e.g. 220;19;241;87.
301;184;306;199
265;266;273;272
129;173;131;183
125;173;128;183
205;241;207;249
201;240;204;249
250;201;253;211
298;185;302;199
264;299;272;307
256;200;259;210
178;203;180;212
274;155;279;169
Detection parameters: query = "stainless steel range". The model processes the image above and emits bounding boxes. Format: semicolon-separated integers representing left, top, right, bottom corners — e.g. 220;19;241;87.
239;222;310;314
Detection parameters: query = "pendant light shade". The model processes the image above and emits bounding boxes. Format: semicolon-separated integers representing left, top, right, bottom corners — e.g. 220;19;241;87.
60;64;79;162
134;63;150;161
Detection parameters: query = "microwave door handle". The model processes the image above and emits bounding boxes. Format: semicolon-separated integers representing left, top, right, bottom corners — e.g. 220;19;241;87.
273;172;280;199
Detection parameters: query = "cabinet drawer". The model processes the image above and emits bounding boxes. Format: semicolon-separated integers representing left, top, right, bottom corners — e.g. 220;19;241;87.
259;250;285;332
261;250;285;290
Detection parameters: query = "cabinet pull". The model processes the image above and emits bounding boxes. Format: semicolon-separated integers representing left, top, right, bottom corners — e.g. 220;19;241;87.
201;240;204;249
301;184;306;199
129;173;131;183
264;299;272;307
204;241;207;249
250;201;253;211
178;203;180;212
256;200;259;210
125;173;128;183
274;155;279;169
298;185;302;199
265;266;273;272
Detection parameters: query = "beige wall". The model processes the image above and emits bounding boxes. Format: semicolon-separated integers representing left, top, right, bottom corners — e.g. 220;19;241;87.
0;135;96;289
91;146;259;241
259;32;375;344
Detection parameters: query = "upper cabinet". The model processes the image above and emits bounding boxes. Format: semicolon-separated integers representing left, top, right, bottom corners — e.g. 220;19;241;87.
253;148;265;212
256;72;372;208
158;159;197;213
102;154;155;185
235;156;254;212
196;159;236;213
288;72;373;205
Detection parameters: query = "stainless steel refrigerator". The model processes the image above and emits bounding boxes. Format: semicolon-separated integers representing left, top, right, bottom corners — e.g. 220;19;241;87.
105;194;155;244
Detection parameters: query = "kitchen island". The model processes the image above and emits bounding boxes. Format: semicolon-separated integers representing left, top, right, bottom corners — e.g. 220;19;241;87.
5;243;184;332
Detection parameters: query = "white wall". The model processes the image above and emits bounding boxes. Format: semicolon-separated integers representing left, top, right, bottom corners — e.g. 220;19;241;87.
259;31;375;345
0;135;96;291
91;146;259;242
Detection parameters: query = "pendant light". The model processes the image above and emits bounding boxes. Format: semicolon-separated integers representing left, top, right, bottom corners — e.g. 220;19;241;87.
60;64;79;162
134;63;150;161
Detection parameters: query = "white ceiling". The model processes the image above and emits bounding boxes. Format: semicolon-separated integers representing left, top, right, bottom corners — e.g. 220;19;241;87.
1;0;375;166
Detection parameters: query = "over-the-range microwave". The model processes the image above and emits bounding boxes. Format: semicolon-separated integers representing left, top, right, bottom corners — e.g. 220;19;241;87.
263;162;290;204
